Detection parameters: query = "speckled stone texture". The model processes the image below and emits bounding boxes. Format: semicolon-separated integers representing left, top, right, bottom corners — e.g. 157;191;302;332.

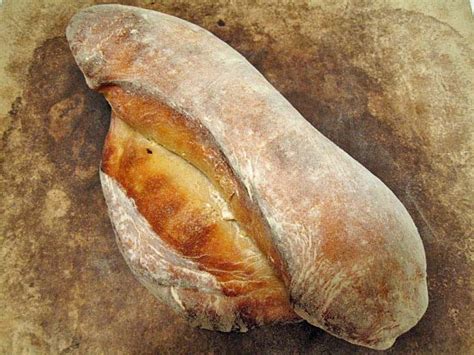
0;0;472;354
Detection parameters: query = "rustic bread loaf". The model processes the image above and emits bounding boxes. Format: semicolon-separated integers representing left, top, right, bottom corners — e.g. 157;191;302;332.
67;4;428;349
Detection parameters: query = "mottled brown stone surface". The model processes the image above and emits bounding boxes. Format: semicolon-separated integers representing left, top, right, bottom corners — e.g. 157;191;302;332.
1;0;472;353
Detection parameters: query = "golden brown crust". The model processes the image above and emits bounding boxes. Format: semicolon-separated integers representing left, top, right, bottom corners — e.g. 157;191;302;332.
102;111;297;323
101;86;289;284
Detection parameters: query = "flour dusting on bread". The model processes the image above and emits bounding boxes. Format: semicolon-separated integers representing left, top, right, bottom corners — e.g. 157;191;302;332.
68;5;428;349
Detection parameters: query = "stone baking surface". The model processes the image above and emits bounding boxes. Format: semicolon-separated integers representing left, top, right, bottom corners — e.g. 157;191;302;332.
0;0;472;353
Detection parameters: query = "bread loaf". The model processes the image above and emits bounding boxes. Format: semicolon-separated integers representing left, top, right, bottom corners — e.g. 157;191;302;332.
67;4;428;349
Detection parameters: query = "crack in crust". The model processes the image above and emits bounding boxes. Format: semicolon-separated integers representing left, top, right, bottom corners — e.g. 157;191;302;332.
101;113;298;330
100;85;290;284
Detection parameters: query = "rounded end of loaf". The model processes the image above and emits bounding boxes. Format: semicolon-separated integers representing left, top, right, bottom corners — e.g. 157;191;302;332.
250;129;429;349
293;270;428;350
66;4;136;89
287;189;429;350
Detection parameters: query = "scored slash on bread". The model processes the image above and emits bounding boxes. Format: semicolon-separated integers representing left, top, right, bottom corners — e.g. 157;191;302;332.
67;4;428;350
101;110;298;330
